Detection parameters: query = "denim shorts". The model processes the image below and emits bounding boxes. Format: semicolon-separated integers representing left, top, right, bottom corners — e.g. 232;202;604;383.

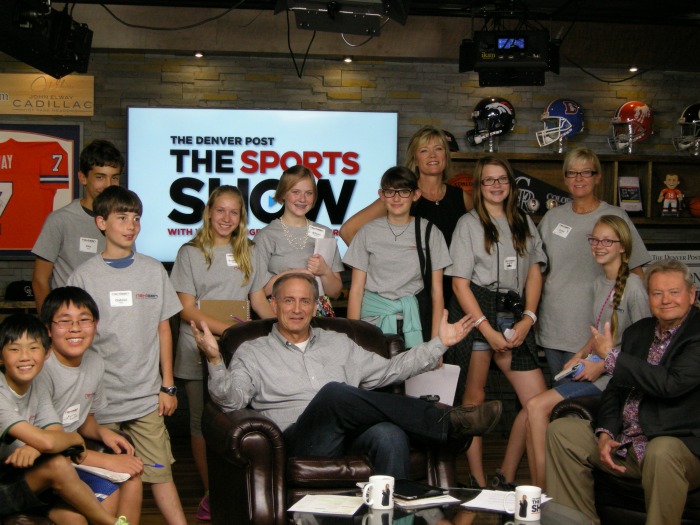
473;312;515;351
554;377;604;399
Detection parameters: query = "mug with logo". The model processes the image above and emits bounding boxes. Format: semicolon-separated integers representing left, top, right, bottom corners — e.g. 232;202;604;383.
362;475;395;510
503;485;542;522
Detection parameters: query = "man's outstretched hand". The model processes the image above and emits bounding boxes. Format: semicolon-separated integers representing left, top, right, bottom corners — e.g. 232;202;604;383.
437;310;474;347
191;320;222;365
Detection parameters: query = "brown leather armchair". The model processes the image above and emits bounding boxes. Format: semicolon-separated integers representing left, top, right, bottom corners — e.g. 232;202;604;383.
551;396;700;525
201;317;461;525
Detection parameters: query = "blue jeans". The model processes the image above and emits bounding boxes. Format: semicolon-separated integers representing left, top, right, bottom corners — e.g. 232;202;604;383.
282;382;450;478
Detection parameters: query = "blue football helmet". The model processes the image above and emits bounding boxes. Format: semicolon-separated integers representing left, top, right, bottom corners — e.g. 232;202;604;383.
536;99;585;147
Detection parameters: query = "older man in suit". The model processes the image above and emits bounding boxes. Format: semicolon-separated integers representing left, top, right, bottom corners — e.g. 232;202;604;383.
546;258;700;525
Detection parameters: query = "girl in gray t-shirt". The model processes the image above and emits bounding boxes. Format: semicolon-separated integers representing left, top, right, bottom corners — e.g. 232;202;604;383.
170;185;274;517
254;165;344;316
443;156;548;490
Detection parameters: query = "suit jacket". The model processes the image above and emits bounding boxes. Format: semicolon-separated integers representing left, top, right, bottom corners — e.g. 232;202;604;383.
597;306;700;456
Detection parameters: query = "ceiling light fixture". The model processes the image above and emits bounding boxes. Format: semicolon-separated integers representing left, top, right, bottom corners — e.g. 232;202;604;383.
343;56;353;63
194;52;204;58
629;66;638;72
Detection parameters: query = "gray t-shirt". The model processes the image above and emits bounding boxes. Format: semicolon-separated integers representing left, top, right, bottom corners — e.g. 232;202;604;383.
589;272;650;391
207;324;446;431
68;253;183;424
32;199;105;288
0;374;60;460
36;350;107;432
343;217;451;301
445;211;547;295
255;219;344;282
537;201;651;353
170;243;269;379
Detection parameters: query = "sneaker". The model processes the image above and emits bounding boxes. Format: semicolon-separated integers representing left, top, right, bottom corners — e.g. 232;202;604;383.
197;494;211;521
447;400;502;440
491;469;516;492
114;517;130;525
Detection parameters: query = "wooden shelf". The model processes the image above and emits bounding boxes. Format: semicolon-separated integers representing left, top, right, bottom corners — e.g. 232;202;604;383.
450;152;700;227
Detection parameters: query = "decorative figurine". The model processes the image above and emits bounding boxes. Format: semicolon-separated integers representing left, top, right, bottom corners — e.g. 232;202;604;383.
658;173;683;217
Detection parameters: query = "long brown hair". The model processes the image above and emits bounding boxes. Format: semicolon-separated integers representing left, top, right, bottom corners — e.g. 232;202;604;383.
473;156;530;256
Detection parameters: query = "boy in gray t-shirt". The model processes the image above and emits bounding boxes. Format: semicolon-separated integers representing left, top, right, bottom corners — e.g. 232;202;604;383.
37;286;143;520
344;166;451;348
32;140;124;313
0;314;130;525
68;186;186;525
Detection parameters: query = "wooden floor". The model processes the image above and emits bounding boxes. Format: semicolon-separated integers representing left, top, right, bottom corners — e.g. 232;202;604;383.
140;428;528;525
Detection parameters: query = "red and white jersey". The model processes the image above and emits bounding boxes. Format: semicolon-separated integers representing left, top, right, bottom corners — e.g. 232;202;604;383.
0;139;70;250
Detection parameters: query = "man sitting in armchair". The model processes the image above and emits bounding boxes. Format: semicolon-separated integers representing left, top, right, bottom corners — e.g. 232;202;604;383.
546;258;700;525
192;272;502;479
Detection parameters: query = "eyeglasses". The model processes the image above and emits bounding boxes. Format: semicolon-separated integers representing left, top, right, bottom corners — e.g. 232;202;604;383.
52;318;95;330
380;188;413;198
565;169;597;178
481;176;510;186
587;236;621;247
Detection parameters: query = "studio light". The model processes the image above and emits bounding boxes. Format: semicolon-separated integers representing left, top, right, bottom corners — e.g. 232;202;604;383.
275;0;410;36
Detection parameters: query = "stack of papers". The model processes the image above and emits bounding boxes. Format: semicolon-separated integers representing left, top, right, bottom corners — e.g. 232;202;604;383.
394;494;461;509
461;490;552;512
288;494;364;516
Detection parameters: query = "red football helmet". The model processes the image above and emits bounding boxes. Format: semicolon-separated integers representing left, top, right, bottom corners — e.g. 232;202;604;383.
609;101;653;151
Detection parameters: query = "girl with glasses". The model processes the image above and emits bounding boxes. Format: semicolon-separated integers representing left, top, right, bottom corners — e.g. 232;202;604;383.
344;166;451;347
524;215;650;490
443;156;548;490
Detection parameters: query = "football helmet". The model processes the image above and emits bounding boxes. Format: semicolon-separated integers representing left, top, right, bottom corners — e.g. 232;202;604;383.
536;99;584;147
672;102;700;153
608;101;653;151
466;97;515;146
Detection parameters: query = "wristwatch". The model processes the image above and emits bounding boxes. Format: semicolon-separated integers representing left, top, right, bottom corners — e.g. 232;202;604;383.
160;385;178;396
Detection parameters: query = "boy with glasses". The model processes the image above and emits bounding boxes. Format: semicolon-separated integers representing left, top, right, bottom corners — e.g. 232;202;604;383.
37;286;143;523
344;166;451;347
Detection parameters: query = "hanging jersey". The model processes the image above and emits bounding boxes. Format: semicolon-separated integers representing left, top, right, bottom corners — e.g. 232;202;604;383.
0;139;70;250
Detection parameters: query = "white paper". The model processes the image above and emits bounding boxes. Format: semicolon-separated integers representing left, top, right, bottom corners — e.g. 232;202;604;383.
288;494;364;516
313;238;337;297
461;490;552;513
75;464;131;483
405;364;460;406
394;495;461;509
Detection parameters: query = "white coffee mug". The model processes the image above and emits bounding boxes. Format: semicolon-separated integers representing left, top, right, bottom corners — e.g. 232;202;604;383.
503;485;542;521
362;508;394;525
362;475;395;510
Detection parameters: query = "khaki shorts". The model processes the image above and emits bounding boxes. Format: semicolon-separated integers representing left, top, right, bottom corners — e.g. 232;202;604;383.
105;409;175;484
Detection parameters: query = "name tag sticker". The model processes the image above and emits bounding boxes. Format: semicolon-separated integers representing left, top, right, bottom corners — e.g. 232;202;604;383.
110;290;133;307
307;225;325;239
62;404;80;426
226;253;239;268
553;223;572;238
79;237;98;253
504;256;517;270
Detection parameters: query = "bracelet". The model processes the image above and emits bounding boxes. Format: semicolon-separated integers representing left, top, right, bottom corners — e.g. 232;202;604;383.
523;310;537;324
474;316;487;329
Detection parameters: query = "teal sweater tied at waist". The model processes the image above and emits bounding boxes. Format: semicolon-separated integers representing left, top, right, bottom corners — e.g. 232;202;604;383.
360;290;423;349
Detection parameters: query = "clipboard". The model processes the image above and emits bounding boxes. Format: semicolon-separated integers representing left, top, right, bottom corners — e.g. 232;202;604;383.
199;299;250;327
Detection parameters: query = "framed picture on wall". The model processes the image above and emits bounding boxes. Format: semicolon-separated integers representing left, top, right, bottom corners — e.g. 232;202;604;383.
0;123;82;258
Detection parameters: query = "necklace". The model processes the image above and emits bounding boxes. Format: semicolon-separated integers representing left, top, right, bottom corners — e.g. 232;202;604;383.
573;199;600;214
280;217;310;250
424;184;445;206
386;217;411;241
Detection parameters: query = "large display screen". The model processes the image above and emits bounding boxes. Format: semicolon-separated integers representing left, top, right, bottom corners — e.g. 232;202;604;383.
127;108;398;262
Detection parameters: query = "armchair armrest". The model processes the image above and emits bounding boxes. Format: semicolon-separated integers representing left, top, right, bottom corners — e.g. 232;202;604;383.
202;400;287;525
550;395;601;424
